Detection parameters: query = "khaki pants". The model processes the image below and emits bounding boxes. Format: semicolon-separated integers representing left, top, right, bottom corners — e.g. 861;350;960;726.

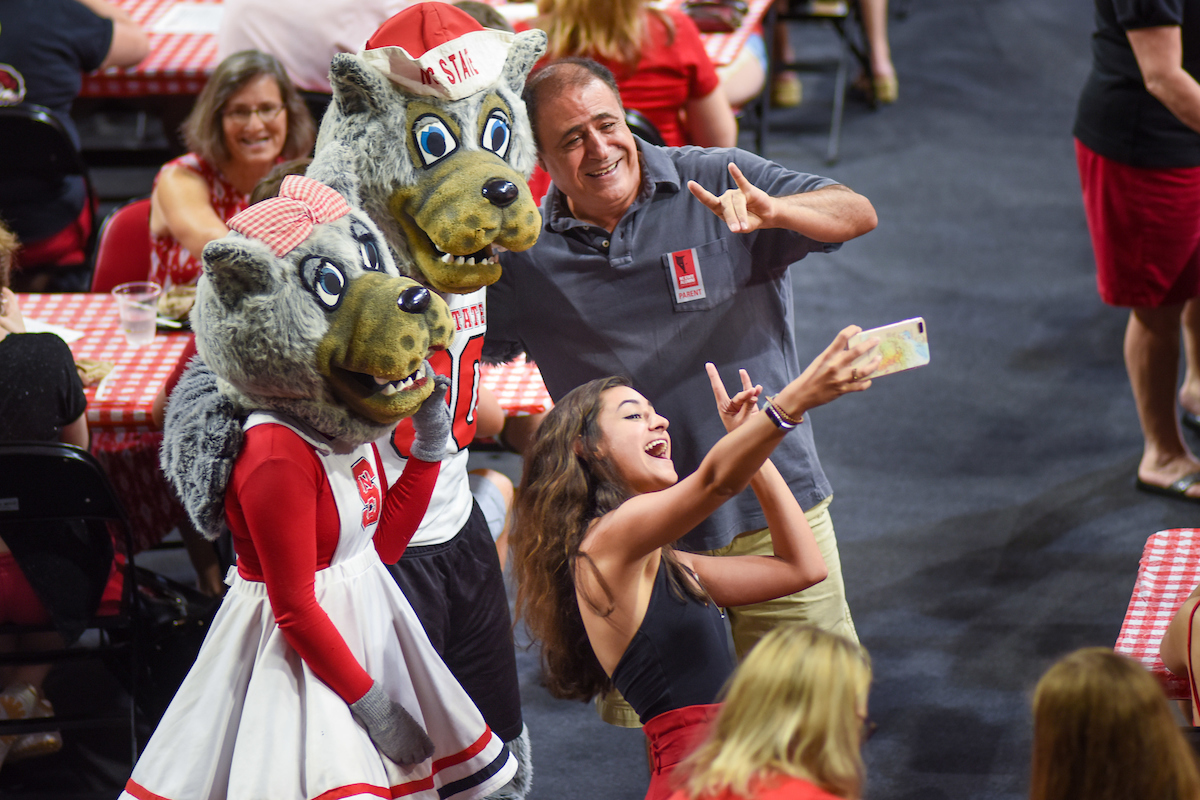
596;496;856;727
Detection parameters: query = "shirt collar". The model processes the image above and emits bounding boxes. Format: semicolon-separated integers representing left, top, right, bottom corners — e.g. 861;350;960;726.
542;136;683;233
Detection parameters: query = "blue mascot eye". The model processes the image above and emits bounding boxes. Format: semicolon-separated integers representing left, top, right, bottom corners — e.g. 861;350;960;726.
481;112;511;159
314;263;346;310
413;116;458;167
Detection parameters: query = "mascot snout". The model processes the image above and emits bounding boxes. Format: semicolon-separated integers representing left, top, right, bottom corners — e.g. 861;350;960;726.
318;272;454;424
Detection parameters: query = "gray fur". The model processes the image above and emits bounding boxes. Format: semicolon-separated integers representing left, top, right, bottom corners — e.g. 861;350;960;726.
162;192;448;538
408;375;452;463
311;29;545;282
485;724;533;800
160;357;244;541
194;206;405;448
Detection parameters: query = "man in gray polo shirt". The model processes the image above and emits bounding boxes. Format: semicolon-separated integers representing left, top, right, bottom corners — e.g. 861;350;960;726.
485;58;876;723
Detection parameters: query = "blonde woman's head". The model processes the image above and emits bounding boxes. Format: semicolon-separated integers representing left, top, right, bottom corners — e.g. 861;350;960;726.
678;624;871;800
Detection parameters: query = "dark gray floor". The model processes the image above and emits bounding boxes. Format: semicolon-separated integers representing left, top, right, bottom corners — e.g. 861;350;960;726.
15;0;1197;797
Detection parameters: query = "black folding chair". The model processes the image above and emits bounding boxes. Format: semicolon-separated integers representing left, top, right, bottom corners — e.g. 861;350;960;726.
625;108;669;148
0;442;141;795
755;0;874;163
0;104;100;270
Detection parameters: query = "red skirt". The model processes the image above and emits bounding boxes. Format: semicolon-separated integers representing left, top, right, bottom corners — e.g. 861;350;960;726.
643;703;721;800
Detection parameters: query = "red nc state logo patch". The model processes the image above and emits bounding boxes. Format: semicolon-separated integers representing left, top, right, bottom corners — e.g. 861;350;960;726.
352;458;382;528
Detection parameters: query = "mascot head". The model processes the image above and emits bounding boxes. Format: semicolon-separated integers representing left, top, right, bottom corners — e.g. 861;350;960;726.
309;2;547;295
194;174;454;447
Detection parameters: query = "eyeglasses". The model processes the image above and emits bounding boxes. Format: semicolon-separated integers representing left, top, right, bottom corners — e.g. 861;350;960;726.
223;104;285;125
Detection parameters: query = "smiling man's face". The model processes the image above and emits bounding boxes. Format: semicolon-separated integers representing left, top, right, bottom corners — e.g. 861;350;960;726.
534;77;641;232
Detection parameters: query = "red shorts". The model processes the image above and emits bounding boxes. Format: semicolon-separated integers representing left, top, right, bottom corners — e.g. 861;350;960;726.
1076;139;1200;308
0;552;50;625
643;703;721;800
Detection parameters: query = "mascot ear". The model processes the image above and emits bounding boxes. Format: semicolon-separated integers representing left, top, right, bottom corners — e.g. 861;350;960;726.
202;239;277;308
503;29;547;96
329;53;389;116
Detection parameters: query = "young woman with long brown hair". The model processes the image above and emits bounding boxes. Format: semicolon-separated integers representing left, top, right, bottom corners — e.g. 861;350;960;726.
1029;648;1200;800
512;327;879;800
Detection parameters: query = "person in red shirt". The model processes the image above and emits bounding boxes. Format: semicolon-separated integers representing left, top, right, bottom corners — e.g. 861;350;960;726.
669;625;873;800
522;0;736;148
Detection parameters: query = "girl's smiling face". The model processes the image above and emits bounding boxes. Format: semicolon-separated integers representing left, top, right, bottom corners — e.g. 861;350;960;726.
595;386;676;495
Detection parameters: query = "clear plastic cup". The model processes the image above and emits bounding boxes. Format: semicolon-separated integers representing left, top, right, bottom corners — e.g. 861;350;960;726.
112;281;162;347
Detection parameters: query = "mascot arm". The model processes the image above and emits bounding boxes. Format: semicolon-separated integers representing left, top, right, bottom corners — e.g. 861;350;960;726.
374;457;440;563
229;428;374;704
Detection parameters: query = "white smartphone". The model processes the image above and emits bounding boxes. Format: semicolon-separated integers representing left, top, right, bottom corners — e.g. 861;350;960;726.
848;317;930;379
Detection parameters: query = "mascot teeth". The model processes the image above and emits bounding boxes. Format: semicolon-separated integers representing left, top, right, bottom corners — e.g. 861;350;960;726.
372;362;427;397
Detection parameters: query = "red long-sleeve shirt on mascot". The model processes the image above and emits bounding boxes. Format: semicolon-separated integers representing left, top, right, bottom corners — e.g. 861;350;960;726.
225;423;440;704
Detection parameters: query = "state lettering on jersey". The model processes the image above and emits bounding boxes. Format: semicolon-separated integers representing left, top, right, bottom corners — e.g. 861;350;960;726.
670;248;707;303
392;290;487;459
352;458;382;528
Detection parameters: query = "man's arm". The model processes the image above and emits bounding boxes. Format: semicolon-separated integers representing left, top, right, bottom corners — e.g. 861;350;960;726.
687;162;877;242
1127;26;1200;135
76;0;151;69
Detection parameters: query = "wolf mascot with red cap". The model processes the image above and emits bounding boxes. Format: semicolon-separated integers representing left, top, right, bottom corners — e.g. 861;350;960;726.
155;5;545;800
304;6;545;799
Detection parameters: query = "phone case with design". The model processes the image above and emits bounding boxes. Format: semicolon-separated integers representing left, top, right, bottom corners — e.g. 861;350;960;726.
848;317;930;379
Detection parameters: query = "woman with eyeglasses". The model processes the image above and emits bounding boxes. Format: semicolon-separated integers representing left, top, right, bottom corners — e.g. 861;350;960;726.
512;328;878;800
149;49;315;295
669;624;873;800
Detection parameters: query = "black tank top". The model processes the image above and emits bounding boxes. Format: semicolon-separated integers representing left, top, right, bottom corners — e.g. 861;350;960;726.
610;558;735;723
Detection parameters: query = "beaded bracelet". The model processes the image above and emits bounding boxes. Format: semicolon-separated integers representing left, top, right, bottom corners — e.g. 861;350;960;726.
766;395;804;426
763;402;797;431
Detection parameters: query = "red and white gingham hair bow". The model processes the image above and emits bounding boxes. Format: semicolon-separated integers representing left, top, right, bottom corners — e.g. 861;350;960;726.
227;175;352;257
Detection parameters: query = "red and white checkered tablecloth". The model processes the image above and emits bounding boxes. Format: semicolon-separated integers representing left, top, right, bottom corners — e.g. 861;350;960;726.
18;293;190;434
664;0;773;68
20;293;546;424
80;0;767;98
1114;528;1200;701
81;0;221;98
481;353;551;416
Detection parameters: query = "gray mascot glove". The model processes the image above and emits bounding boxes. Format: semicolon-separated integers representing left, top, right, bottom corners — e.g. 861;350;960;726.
350;681;435;766
408;372;452;463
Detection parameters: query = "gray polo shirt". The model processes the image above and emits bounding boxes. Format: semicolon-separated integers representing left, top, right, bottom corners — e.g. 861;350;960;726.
489;139;838;551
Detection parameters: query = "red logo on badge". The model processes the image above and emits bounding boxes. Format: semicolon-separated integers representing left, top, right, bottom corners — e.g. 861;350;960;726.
672;250;699;288
352;458;381;527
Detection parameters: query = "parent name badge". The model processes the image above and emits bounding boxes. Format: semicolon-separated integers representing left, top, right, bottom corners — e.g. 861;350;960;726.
670;248;707;304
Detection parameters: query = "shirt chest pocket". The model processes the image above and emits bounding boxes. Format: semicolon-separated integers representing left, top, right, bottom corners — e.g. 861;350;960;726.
659;238;737;313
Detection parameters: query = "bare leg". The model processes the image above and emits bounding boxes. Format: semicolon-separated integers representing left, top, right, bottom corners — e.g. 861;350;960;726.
468;468;514;571
1179;298;1200;418
858;0;895;80
1161;585;1200;725
718;40;767;108
180;519;226;597
1127;305;1200;496
857;0;897;103
770;1;802;107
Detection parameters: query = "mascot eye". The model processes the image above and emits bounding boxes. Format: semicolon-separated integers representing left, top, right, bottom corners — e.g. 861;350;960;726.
314;262;346;310
414;115;458;167
481;111;511;159
358;237;382;272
